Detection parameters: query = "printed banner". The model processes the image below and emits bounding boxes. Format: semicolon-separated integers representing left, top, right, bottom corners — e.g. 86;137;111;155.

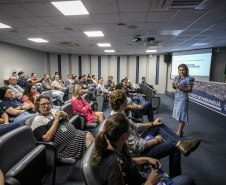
189;81;226;116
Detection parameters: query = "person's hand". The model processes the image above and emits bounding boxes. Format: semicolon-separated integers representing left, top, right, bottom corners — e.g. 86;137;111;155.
155;135;163;143
60;111;69;119
176;84;182;90
38;78;42;81
82;107;86;109
59;80;62;82
145;170;163;185
23;103;31;110
54;110;61;121
51;83;55;87
137;105;143;110
148;158;161;169
153;118;162;126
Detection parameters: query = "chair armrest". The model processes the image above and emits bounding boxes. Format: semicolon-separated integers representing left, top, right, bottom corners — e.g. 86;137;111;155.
89;101;98;111
85;122;98;129
127;116;143;123
69;115;84;130
5;176;21;185
57;158;78;166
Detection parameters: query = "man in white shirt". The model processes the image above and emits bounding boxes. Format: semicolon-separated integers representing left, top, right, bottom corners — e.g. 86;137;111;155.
8;77;24;99
97;77;111;98
52;75;68;94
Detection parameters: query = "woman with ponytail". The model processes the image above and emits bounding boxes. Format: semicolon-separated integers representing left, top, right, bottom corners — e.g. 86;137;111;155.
92;113;196;185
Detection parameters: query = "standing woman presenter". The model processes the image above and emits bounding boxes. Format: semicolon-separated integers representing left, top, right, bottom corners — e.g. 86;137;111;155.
172;64;194;137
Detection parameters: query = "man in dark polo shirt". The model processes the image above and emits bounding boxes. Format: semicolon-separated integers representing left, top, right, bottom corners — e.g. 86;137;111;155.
0;107;22;136
17;71;32;88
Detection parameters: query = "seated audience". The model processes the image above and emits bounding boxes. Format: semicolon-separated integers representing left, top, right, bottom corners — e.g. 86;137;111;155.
79;76;96;100
31;95;94;159
0;87;37;124
67;74;74;84
8;77;24;99
70;85;104;124
141;77;155;90
17;71;32;88
30;73;42;92
52;75;68;94
51;72;59;81
125;76;136;90
97;77;111;98
109;90;201;178
107;76;115;90
42;74;64;103
72;76;79;85
115;83;154;122
0;107;22;136
87;74;91;78
22;84;60;110
92;75;98;85
86;76;96;87
92;113;196;185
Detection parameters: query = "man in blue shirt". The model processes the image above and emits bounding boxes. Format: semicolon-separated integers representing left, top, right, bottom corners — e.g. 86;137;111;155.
86;76;96;87
17;71;32;88
79;76;96;94
141;77;155;89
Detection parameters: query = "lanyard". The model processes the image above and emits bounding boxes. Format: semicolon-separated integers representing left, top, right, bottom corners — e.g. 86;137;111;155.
79;98;84;106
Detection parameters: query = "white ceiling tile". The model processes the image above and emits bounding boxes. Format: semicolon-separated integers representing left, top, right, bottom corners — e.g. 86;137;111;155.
56;25;80;32
172;11;205;23
66;15;96;25
83;0;118;14
47;32;69;38
121;12;146;23
0;4;34;17
146;11;177;23
118;0;151;12
16;27;44;34
143;22;166;31
42;16;72;26
92;13;119;23
38;26;62;33
18;17;49;26
197;10;226;23
76;24;101;31
21;2;62;16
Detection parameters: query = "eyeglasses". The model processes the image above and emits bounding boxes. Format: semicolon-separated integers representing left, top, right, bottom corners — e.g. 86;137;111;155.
40;102;51;107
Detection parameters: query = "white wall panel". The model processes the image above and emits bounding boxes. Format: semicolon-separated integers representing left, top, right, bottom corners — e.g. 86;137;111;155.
71;55;79;76
120;56;127;82
91;56;98;79
0;42;47;87
61;54;69;81
81;55;90;76
139;56;147;84
109;56;117;83
156;55;167;93
147;55;156;87
50;53;58;78
100;56;109;81
127;56;136;84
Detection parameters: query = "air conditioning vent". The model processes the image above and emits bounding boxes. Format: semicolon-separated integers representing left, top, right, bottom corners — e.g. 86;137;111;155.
58;42;79;47
157;0;215;9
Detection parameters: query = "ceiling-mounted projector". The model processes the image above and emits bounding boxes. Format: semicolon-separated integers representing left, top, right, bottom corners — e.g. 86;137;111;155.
131;35;155;43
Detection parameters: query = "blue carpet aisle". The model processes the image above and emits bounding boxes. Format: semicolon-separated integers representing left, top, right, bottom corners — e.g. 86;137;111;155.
55;94;226;185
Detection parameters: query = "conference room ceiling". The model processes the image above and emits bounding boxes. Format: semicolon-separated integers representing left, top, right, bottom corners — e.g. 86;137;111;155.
0;0;226;55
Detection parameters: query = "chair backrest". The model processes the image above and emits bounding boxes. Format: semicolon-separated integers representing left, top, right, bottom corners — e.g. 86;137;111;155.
98;119;106;132
69;85;74;94
96;86;102;95
96;95;104;112
64;80;70;87
41;90;54;99
25;116;37;126
0;126;36;174
82;94;90;102
81;142;101;185
61;103;74;119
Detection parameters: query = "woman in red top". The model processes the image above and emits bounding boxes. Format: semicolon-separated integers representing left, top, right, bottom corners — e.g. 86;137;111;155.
71;85;104;124
22;84;40;109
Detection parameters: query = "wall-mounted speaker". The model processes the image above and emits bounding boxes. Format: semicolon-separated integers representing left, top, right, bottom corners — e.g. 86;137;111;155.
215;48;220;52
164;54;172;63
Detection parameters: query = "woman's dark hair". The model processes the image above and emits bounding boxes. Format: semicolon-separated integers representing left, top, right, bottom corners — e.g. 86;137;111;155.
115;83;123;90
92;113;130;167
23;83;35;103
0;87;11;100
35;95;52;112
178;64;189;77
109;90;126;111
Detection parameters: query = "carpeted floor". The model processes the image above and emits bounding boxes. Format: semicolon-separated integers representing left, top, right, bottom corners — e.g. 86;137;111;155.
55;94;226;185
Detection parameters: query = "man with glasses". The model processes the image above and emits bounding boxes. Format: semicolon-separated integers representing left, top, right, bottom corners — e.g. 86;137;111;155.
8;77;24;99
97;77;111;98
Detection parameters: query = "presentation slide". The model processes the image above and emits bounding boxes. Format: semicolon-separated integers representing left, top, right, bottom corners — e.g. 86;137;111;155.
171;49;212;81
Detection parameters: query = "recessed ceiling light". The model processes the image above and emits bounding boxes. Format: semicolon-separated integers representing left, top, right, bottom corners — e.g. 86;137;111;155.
51;1;89;15
160;30;183;36
84;31;104;37
97;43;111;47
146;50;157;52
27;38;49;43
0;23;11;29
191;43;208;46
104;50;115;52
